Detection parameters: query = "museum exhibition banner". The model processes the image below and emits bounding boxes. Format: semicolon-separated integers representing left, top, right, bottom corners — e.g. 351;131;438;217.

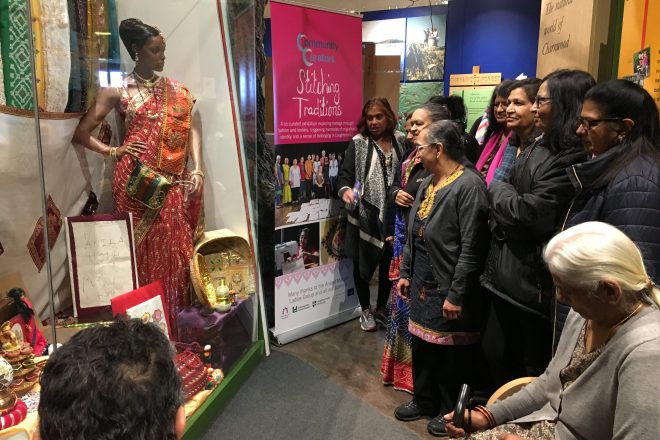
270;1;362;145
536;0;610;78
270;1;362;344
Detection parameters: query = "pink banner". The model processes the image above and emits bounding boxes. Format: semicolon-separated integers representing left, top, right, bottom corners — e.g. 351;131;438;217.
270;2;363;144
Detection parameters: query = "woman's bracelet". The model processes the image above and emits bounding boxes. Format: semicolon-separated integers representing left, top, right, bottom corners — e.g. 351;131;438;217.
190;169;205;179
109;147;118;161
473;405;496;429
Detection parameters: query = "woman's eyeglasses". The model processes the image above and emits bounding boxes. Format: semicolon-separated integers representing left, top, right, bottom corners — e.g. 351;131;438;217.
534;96;552;106
416;143;437;151
577;117;622;130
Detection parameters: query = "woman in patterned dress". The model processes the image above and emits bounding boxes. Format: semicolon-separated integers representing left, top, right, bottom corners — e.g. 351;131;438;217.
73;18;203;339
381;103;451;393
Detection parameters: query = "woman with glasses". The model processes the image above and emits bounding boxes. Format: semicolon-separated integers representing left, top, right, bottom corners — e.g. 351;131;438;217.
338;97;405;331
446;222;660;440
554;80;660;338
481;70;595;380
381;103;451;393
393;120;489;437
473;80;516;186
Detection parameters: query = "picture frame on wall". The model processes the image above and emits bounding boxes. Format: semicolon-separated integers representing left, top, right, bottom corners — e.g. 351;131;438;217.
405;14;447;81
362;18;406;80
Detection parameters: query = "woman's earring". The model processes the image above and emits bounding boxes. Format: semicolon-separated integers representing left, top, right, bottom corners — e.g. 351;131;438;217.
135;52;139;63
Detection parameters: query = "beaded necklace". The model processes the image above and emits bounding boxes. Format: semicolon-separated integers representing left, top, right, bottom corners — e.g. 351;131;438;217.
417;164;463;220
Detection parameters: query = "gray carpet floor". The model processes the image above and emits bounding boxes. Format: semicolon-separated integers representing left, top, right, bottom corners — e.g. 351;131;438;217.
200;349;421;439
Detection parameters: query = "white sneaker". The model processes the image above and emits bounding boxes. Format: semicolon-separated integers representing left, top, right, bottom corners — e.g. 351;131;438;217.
360;309;377;332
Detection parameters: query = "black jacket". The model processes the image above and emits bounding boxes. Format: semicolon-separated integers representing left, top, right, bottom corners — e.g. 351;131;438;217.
552;145;660;344
400;169;489;332
481;138;589;316
565;146;660;280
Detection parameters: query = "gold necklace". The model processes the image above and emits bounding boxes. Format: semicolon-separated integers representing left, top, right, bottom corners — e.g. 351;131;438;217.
417;164;463;220
585;302;645;351
133;70;159;89
133;73;161;120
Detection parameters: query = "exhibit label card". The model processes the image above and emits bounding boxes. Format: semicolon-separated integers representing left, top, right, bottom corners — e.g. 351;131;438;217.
270;1;362;144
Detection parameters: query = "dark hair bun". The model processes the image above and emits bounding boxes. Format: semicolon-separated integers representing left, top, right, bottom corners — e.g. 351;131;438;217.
119;18;160;61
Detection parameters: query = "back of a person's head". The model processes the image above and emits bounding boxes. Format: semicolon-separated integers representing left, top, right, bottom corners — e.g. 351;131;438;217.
544;222;660;308
417;101;451;124
543;69;596;153
39;319;182;440
427;95;467;130
584;79;660;147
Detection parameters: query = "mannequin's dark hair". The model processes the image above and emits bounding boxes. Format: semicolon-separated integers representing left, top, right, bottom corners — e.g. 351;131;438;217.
543;69;596;154
583;79;660;188
119;18;160;61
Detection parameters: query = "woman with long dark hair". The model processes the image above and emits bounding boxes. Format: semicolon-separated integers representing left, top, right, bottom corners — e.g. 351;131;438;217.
338;97;405;331
567;79;660;278
474;80;516;186
481;70;595;379
551;80;660;340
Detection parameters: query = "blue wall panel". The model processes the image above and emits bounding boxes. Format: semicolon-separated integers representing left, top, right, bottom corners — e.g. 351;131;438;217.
445;0;542;94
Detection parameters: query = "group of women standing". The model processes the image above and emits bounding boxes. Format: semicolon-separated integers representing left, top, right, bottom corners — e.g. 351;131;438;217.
338;70;660;438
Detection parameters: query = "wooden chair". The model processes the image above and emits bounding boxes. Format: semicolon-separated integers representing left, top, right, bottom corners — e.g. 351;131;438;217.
487;377;536;405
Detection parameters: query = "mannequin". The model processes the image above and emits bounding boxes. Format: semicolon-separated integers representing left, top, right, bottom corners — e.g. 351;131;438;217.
73;18;204;339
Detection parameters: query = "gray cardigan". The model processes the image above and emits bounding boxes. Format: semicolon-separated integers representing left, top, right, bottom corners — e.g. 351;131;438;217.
488;307;660;439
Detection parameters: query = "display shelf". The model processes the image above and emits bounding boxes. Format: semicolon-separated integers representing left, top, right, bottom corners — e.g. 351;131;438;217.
182;339;265;439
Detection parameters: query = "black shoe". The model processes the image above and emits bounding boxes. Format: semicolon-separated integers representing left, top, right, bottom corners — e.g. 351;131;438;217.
427;416;448;437
374;308;388;328
394;400;429;421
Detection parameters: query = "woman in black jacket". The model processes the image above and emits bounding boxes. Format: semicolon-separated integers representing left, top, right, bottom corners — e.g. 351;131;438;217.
481;70;595;379
394;120;489;436
552;80;660;340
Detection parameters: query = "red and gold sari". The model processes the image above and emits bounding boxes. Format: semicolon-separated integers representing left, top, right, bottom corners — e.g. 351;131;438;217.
114;77;202;339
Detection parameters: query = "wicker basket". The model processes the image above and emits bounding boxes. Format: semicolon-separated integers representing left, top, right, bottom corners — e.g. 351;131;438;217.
190;229;256;308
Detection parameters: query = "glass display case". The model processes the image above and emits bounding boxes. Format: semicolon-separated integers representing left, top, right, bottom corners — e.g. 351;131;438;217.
0;0;265;437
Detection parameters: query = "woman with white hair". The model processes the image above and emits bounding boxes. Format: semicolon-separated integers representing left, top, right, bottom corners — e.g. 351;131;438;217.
445;221;660;440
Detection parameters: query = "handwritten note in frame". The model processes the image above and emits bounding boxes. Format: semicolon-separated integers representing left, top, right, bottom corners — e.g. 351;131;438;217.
65;213;138;318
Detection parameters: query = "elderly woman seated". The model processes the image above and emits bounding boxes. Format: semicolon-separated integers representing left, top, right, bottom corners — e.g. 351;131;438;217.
446;221;660;440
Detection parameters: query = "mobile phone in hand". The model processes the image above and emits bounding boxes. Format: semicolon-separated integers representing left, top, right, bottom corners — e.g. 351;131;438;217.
453;384;471;428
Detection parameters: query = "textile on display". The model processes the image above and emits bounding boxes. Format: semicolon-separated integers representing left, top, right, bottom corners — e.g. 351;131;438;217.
113;77;202;338
26;195;63;272
0;0;34;109
28;0;47;108
41;0;72;112
0;107;108;318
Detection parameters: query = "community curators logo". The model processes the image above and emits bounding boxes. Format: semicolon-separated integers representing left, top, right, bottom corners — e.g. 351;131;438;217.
296;33;338;66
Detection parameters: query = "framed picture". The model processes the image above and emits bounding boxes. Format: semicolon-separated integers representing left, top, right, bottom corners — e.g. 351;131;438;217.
65;213;138;318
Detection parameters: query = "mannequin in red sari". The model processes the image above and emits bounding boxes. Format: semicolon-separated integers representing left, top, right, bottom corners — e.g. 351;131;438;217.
73;18;203;339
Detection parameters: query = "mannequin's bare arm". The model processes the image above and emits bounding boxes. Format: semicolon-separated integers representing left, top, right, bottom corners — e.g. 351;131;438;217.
72;87;147;158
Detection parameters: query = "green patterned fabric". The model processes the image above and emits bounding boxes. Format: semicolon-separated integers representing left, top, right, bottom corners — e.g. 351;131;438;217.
0;0;34;110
